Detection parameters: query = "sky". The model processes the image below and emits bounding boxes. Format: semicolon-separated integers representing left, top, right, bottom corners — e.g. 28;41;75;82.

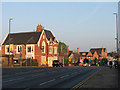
1;2;119;52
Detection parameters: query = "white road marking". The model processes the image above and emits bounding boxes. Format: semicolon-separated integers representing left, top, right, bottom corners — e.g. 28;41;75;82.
40;79;55;85
3;77;24;82
60;75;69;78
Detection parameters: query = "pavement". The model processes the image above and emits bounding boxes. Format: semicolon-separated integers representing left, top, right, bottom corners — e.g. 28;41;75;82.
79;66;119;89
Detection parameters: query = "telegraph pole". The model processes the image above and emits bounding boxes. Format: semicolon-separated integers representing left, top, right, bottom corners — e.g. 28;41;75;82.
8;18;13;66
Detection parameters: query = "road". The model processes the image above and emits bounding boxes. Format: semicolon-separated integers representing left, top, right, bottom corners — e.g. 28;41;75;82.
2;66;102;89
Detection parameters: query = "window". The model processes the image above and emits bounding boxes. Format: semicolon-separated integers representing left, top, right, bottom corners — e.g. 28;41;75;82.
42;41;46;53
7;47;9;53
41;56;46;65
32;48;33;52
28;46;31;52
49;46;53;54
54;47;57;54
41;46;44;52
5;45;10;54
26;45;34;53
17;45;22;53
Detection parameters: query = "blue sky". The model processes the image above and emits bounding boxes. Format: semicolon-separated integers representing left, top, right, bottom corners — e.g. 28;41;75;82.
2;2;118;52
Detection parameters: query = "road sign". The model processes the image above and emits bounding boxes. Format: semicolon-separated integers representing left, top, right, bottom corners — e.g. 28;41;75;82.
69;58;71;62
89;59;91;62
44;61;47;64
10;44;13;53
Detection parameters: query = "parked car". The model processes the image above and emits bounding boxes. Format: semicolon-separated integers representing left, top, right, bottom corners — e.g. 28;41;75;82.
83;63;88;67
74;62;80;66
52;60;63;67
91;63;97;66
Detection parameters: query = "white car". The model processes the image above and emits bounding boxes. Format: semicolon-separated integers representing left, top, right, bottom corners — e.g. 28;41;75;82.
83;63;88;67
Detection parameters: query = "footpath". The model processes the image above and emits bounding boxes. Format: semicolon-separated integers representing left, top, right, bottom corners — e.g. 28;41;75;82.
79;66;119;89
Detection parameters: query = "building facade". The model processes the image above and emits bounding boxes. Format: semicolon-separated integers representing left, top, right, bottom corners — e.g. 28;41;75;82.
2;24;59;67
79;48;108;63
88;48;108;60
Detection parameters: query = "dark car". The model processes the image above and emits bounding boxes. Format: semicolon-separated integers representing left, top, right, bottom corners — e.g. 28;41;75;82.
74;62;80;66
52;60;63;67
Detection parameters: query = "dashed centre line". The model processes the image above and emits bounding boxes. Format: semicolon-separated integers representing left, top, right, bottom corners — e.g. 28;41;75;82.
3;77;24;82
60;75;69;78
40;79;56;85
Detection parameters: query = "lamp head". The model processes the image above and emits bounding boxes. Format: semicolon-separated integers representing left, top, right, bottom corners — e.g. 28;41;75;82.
9;18;13;20
113;12;118;15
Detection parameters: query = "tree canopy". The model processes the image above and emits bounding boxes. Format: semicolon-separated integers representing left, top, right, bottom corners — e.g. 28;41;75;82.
58;41;67;51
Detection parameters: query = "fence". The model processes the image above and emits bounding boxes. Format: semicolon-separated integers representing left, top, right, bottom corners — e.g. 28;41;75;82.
22;59;38;66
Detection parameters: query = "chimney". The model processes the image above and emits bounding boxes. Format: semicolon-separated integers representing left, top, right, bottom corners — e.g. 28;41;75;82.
77;48;79;54
61;46;62;52
36;24;43;32
67;46;69;53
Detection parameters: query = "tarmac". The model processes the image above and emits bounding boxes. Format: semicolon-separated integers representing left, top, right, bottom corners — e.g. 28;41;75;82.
79;66;119;89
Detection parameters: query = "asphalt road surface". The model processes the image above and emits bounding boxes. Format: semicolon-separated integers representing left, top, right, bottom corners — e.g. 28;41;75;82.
2;66;102;89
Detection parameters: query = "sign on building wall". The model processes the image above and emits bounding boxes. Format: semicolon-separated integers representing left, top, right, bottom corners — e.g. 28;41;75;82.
10;44;14;53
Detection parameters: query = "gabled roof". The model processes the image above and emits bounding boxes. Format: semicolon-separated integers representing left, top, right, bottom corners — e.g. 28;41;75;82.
2;30;55;45
44;30;55;40
68;51;73;57
90;48;106;55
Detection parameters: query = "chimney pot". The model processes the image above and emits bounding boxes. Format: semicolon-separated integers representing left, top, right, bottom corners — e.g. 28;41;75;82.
77;48;79;54
61;46;62;52
67;46;69;53
36;24;43;32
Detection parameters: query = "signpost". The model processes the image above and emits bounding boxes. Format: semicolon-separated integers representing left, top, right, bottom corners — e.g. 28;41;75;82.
69;58;71;62
44;61;47;65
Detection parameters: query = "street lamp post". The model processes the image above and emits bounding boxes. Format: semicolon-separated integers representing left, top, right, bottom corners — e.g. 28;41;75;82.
113;13;118;54
8;18;13;66
113;13;119;69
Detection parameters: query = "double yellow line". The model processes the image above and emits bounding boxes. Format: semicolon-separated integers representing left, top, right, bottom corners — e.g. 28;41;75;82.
71;69;101;90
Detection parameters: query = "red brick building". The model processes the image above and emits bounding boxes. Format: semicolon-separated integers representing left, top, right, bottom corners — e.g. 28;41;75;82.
79;48;108;64
88;48;108;60
2;24;59;67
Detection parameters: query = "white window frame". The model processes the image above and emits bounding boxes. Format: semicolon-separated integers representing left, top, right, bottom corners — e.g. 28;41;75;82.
27;45;34;53
27;46;31;52
5;45;9;54
49;46;53;54
42;41;46;53
17;45;22;54
54;47;57;54
26;44;35;59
